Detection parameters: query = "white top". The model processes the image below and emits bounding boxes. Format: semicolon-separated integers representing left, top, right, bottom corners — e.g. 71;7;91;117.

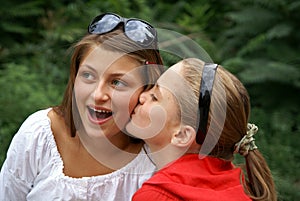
0;108;156;201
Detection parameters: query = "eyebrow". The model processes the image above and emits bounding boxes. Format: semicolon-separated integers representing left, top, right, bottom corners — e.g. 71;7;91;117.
80;64;134;79
154;83;163;98
110;72;135;80
79;64;97;73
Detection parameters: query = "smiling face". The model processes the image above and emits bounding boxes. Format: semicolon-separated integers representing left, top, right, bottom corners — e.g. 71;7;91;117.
74;46;144;139
126;62;188;148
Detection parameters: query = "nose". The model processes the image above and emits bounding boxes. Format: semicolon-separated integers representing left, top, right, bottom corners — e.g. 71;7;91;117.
93;81;110;102
139;91;148;104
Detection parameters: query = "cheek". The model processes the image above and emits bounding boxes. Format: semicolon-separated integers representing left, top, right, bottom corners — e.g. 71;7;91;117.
137;106;152;126
74;79;85;103
74;80;92;103
128;88;143;112
128;104;168;141
111;88;143;129
113;88;143;113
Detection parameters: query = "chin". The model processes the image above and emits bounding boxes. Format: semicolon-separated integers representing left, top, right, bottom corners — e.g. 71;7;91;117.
125;122;141;139
79;126;106;139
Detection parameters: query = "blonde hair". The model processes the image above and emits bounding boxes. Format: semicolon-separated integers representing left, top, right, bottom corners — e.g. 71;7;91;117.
180;58;277;201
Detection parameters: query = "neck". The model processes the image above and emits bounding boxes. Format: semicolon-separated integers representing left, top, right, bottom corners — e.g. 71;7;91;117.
77;130;143;170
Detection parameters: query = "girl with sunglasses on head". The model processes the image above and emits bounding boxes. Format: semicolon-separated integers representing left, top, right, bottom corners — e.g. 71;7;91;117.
126;58;277;201
0;12;164;201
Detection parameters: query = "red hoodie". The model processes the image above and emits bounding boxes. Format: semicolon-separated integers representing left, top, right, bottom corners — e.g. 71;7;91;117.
132;154;251;201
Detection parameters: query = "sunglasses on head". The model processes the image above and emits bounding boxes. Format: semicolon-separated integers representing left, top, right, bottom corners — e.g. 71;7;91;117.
88;12;157;48
196;63;218;144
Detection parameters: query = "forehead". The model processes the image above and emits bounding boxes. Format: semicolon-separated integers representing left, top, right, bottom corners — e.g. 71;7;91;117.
157;62;190;100
81;47;141;73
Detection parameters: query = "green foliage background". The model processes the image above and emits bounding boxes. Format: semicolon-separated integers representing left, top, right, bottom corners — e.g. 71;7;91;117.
0;0;299;200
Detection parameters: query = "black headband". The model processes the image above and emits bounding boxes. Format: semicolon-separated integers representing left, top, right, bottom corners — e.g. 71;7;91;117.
196;63;218;144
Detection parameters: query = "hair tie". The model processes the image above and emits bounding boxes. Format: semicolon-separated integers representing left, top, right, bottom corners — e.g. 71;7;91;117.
145;61;156;65
234;123;258;156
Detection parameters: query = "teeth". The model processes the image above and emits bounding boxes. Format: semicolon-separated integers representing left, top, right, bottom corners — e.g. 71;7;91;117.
93;109;112;113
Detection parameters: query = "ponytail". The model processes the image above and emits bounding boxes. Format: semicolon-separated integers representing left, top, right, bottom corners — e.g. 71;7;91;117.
243;150;277;201
234;124;277;201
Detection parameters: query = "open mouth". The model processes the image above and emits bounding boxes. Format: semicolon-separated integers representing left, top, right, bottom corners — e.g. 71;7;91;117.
88;107;113;122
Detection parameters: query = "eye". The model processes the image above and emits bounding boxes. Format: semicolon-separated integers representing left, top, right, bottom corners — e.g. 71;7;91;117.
80;71;95;81
150;94;158;101
112;79;127;88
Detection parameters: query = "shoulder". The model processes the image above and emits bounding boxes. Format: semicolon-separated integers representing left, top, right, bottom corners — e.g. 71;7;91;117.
17;108;52;134
1;108;56;184
5;108;55;164
120;144;156;175
132;144;157;177
131;167;179;200
6;108;53;151
9;108;52;153
133;185;181;201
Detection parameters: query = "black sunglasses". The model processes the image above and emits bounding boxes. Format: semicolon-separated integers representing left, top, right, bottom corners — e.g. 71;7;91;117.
196;63;218;144
88;12;157;48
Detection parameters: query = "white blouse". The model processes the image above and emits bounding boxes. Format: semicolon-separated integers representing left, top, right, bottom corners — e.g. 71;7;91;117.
0;108;156;201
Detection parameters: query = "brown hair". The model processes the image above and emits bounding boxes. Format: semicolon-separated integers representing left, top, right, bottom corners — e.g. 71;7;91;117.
180;58;277;201
54;25;164;137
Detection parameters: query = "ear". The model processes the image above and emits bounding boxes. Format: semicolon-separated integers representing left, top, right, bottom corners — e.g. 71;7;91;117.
171;125;196;147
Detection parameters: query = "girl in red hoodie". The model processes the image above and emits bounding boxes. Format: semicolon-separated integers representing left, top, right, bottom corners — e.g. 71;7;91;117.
126;58;277;201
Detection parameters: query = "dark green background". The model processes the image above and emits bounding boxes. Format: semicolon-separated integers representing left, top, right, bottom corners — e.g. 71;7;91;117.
0;0;299;200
